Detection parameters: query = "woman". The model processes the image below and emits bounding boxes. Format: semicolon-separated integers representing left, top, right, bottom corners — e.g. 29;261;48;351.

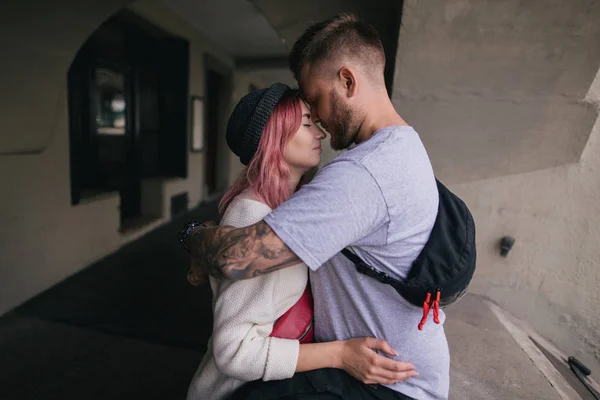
186;83;404;400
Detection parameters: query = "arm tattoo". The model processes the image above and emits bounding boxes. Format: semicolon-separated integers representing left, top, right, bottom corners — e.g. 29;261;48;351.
189;221;300;280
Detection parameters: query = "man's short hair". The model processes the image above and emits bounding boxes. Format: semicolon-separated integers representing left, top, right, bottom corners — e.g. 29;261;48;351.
289;13;385;81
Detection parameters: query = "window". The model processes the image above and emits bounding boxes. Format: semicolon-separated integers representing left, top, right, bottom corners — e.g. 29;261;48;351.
68;11;189;222
93;68;127;136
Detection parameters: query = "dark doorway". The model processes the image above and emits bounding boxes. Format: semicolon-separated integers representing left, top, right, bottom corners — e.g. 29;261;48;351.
204;69;225;195
68;11;189;224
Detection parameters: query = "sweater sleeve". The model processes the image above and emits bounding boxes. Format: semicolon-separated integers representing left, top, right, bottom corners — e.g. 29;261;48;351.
210;197;306;382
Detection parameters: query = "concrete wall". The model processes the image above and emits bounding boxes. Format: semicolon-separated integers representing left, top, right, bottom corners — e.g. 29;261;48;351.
392;0;600;370
454;69;600;373
0;0;237;316
393;0;600;184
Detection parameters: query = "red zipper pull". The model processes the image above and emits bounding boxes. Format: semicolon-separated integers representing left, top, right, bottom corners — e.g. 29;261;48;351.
418;292;432;330
433;290;441;324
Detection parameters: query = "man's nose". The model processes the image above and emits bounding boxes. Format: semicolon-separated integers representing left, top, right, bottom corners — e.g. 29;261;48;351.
315;123;327;139
310;110;320;124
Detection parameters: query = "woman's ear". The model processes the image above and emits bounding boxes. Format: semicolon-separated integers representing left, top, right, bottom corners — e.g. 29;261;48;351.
339;67;358;98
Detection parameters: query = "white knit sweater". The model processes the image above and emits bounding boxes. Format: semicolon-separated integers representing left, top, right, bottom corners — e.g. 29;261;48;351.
186;196;308;400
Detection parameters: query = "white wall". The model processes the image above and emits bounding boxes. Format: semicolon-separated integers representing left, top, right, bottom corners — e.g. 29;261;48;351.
392;0;600;371
453;69;600;372
0;0;136;154
0;0;238;316
393;0;600;184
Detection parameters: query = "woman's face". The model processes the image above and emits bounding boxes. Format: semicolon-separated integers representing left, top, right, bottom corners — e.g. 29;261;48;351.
283;100;326;173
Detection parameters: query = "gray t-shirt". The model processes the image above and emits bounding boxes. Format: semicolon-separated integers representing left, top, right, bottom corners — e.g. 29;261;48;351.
264;126;449;400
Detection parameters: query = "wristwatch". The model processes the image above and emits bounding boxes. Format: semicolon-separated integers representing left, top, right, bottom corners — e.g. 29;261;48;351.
178;221;206;255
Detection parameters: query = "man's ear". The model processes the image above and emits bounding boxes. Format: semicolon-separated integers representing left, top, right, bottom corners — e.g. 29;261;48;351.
339;67;358;98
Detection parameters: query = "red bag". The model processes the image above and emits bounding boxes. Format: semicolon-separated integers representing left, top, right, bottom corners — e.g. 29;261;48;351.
270;285;314;344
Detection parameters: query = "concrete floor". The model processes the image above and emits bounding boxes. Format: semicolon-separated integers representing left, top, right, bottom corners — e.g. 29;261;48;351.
445;296;563;400
0;202;581;400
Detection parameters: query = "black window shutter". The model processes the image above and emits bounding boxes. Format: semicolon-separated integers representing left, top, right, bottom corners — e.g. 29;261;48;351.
158;37;189;178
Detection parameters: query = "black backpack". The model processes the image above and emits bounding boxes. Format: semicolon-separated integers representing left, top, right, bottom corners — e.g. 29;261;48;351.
342;179;476;330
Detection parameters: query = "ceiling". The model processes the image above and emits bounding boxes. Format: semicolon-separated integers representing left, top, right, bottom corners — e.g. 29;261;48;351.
162;0;401;92
161;0;287;58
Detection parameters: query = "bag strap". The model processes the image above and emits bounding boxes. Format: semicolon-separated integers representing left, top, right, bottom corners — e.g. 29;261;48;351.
341;248;440;330
341;248;406;289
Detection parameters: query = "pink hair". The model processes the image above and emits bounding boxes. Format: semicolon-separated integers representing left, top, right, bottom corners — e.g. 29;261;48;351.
219;90;304;215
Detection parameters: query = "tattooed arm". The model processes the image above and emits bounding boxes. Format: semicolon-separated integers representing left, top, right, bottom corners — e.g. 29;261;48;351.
187;220;300;281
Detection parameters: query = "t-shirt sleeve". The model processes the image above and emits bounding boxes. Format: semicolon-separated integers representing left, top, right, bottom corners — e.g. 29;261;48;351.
263;160;389;270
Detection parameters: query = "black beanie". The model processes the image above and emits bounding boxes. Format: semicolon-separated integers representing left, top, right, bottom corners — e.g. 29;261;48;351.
226;82;291;166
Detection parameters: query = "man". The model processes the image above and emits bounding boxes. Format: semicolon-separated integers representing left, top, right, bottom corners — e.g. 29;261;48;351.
184;13;449;400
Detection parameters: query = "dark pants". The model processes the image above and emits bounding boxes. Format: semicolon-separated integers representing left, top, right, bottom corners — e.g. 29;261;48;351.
228;369;414;400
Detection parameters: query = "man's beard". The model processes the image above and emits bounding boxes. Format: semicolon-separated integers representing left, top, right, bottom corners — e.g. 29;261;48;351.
328;91;360;150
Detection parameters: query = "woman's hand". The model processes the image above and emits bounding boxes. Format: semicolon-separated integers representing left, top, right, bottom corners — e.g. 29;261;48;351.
338;337;418;385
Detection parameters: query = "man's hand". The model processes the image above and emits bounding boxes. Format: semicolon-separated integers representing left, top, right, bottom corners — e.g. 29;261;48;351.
338;338;418;385
185;225;211;286
187;258;208;286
